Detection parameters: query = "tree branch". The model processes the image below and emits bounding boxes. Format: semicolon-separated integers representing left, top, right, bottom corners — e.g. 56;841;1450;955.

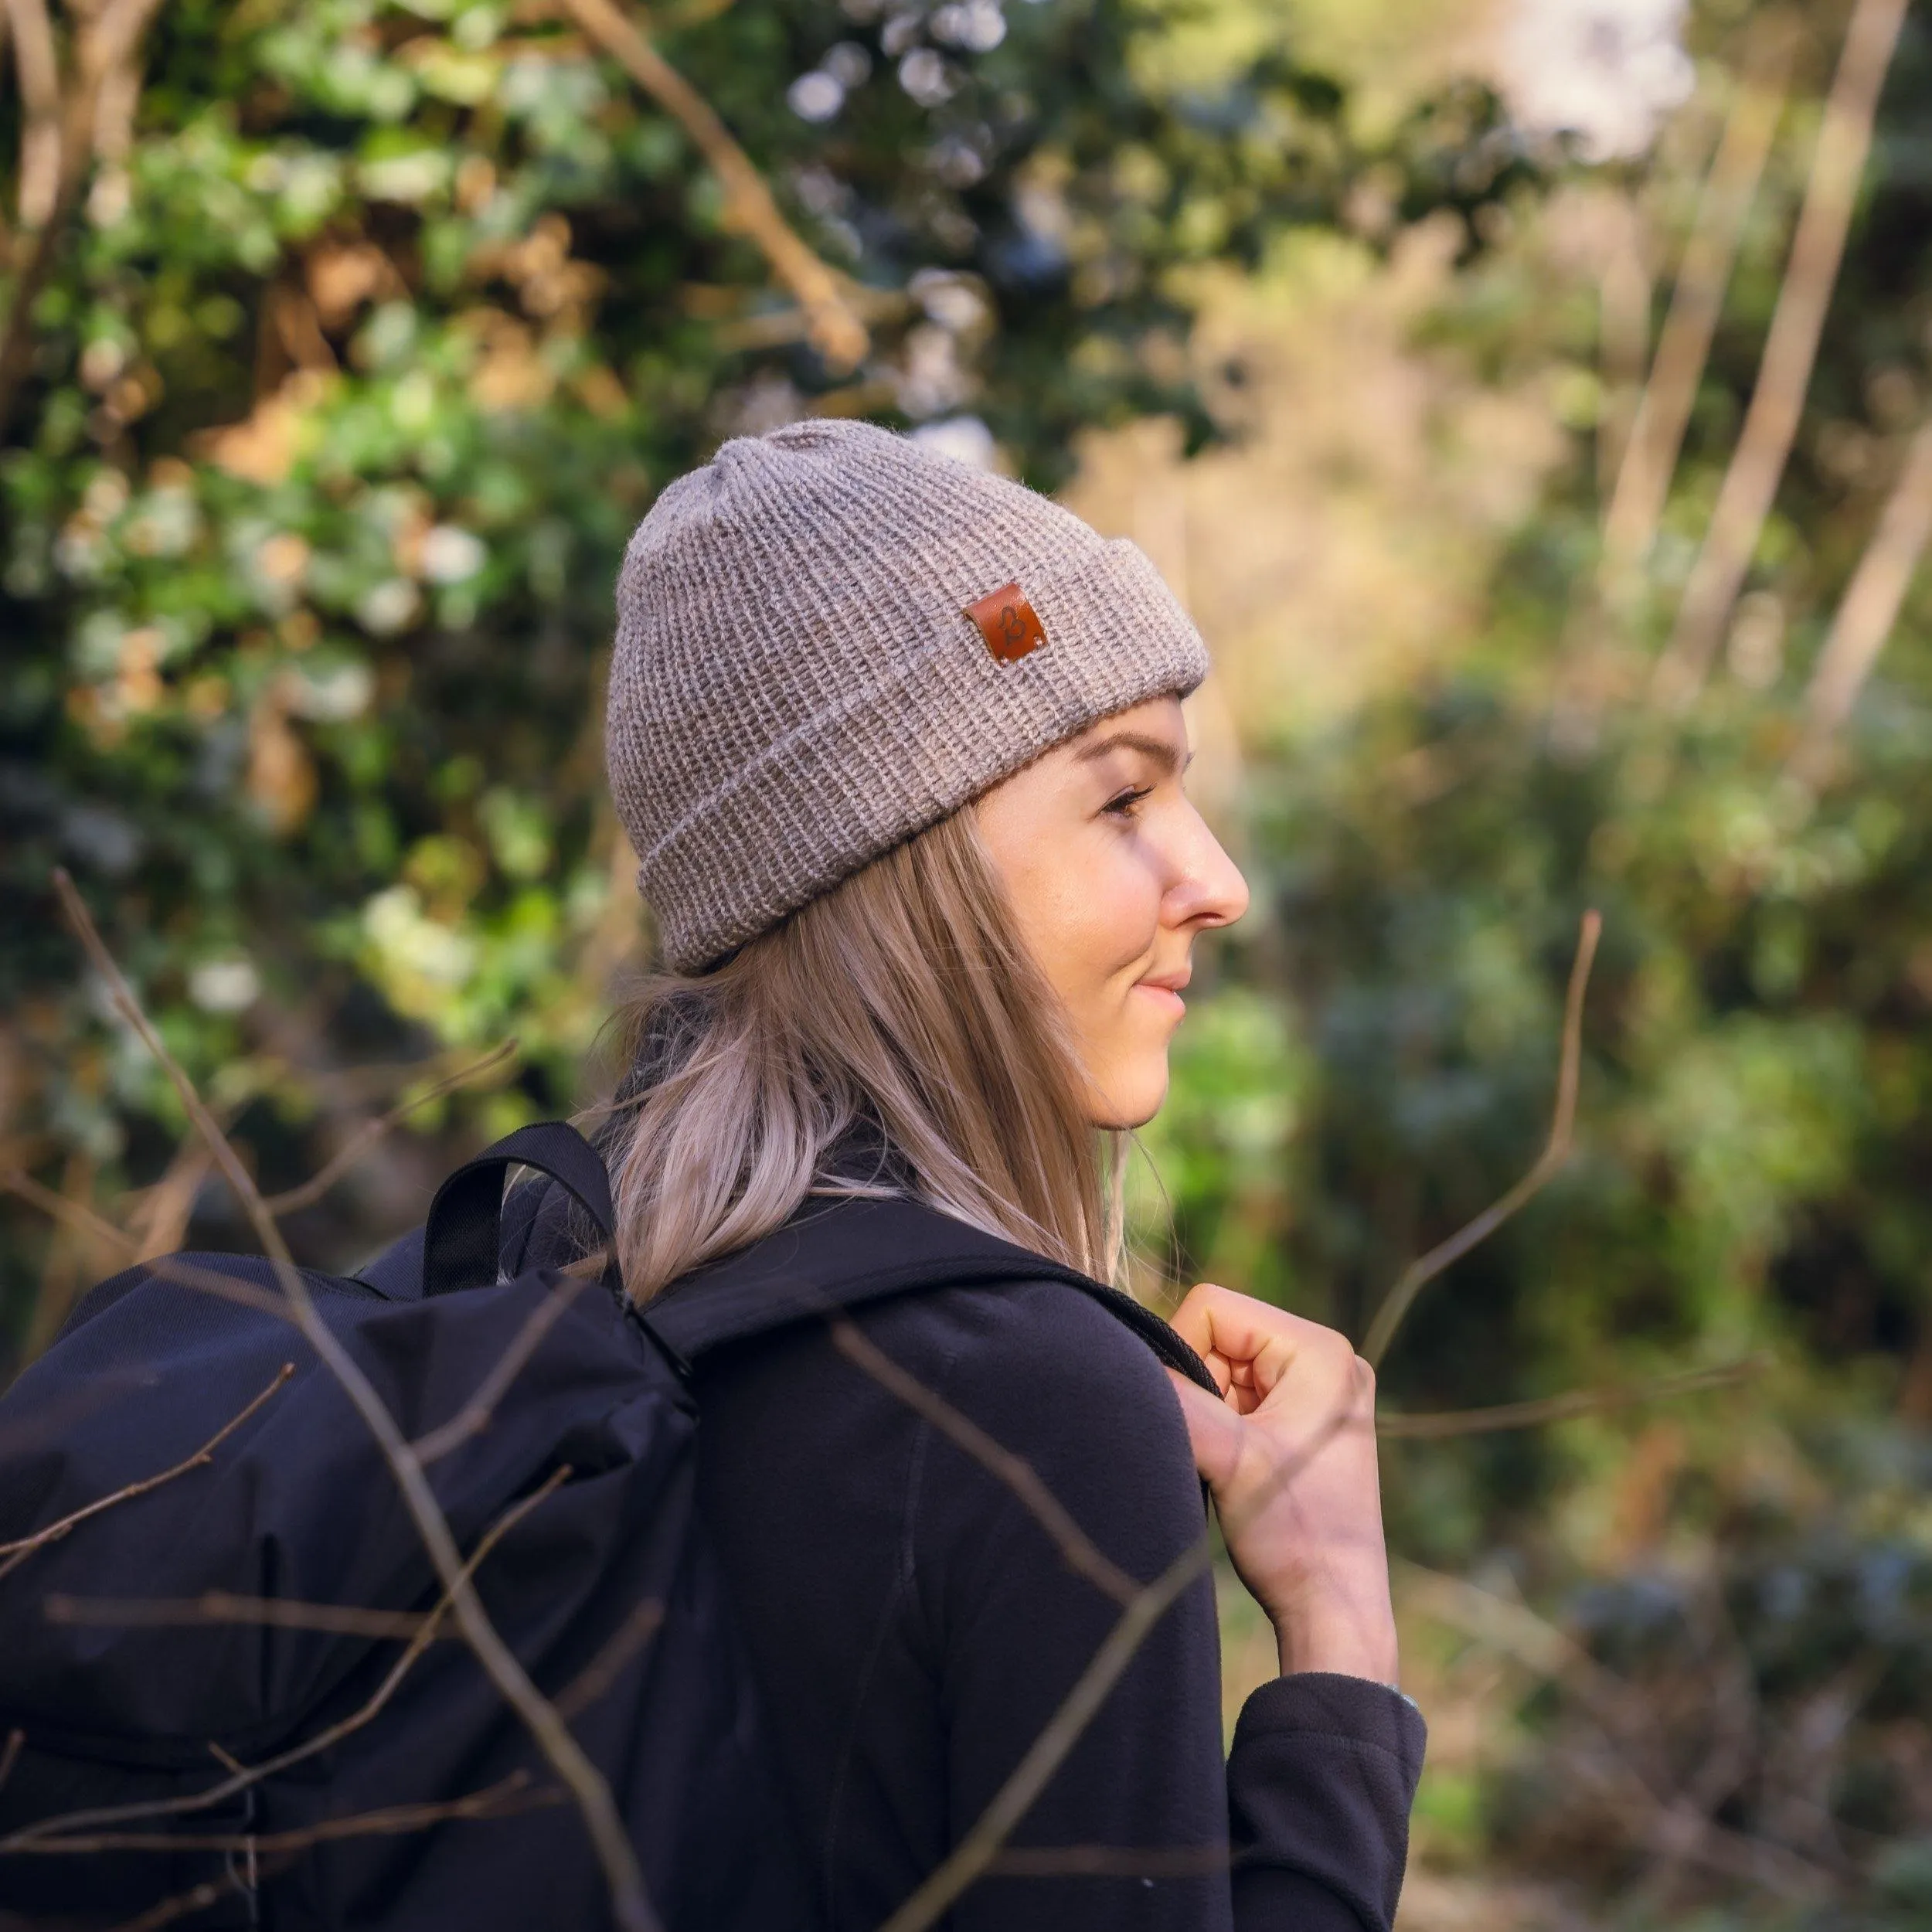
553;1596;666;1720
46;870;659;1932
829;1316;1142;1607
1787;413;1932;788
1376;1355;1766;1439
260;1040;519;1215
41;1591;446;1641
1651;0;1910;710
0;1366;294;1582
1600;14;1795;589
412;1264;594;1464
5;1468;571;1852
559;0;868;371
0;0;172;442
12;1772;556;1855
1362;910;1601;1369
875;1389;1364;1931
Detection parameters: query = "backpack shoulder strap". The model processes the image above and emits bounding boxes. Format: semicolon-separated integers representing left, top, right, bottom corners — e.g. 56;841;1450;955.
638;1196;1219;1395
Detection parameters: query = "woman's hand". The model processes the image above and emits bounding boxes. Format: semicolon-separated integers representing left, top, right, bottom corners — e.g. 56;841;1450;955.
1165;1284;1398;1686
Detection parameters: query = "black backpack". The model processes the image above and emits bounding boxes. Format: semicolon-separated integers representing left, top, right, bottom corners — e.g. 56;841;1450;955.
0;1122;1213;1930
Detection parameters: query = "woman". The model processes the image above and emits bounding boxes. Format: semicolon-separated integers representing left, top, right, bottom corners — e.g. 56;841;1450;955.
592;418;1420;1930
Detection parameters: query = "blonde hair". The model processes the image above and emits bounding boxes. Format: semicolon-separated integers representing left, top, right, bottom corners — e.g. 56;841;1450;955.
589;808;1124;1304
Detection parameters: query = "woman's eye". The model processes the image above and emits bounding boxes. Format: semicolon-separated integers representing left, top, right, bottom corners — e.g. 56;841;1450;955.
1103;786;1152;820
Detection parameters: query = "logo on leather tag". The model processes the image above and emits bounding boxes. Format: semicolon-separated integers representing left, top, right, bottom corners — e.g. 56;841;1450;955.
964;582;1046;664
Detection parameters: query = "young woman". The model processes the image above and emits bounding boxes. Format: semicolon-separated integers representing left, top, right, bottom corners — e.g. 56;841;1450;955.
591;417;1420;1930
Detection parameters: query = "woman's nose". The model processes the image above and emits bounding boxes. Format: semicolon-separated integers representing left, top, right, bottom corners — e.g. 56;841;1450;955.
1165;807;1250;931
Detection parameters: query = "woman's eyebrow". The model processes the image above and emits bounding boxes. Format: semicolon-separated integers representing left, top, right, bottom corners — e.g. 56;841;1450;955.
1073;730;1192;776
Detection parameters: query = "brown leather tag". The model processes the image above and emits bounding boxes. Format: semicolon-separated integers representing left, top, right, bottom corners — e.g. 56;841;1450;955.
964;581;1047;663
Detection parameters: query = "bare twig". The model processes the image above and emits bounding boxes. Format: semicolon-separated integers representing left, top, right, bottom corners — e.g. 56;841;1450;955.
126;1140;214;1261
42;1592;443;1641
1376;1355;1767;1439
0;0;172;441
1362;910;1602;1369
830;1316;1142;1607
1399;1562;1841;1898
5;1468;570;1852
984;1845;1230;1877
413;1268;594;1464
874;1388;1364;1932
1;1164;137;1263
554;1597;666;1721
1787;413;1932;787
260;1041;519;1216
104;1875;247;1932
1595;197;1651;507
0;1365;294;1582
0;1728;22;1795
47;870;658;1932
878;1537;1209;1932
12;1773;556;1855
559;0;868;370
1651;0;1910;710
1600;15;1795;587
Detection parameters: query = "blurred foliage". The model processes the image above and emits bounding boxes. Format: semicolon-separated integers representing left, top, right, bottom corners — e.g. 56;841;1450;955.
0;0;1525;1289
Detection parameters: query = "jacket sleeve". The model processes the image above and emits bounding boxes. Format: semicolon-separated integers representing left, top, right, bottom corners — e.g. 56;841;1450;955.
910;1282;1425;1932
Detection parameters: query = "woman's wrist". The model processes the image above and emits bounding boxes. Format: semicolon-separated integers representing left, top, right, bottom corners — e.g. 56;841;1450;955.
1270;1576;1400;1685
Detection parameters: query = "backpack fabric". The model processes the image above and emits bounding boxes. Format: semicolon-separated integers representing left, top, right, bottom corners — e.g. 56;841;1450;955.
0;1123;1214;1930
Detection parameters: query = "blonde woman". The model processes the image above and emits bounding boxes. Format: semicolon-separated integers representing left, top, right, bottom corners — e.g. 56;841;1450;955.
571;419;1420;1930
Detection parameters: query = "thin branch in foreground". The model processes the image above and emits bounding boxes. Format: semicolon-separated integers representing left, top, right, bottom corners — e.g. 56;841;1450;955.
1396;1561;1842;1899
42;1592;443;1641
0;1728;22;1795
261;1040;520;1216
3;1467;571;1853
104;1873;246;1932
0;1365;294;1583
879;1537;1209;1932
829;1316;1141;1607
1362;909;1602;1370
560;0;868;370
412;1267;594;1465
125;1138;214;1262
1650;0;1910;710
1;1165;137;1264
12;1772;556;1856
1376;1355;1767;1440
47;870;658;1932
554;1597;666;1722
875;1386;1364;1932
983;1845;1230;1878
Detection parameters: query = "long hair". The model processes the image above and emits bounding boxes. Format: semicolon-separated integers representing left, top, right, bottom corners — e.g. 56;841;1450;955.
587;808;1123;1304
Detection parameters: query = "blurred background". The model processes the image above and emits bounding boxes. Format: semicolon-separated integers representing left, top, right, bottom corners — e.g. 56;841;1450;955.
5;0;1932;1922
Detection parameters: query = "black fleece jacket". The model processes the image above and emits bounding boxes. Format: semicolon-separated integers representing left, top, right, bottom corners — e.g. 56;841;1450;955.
630;1195;1427;1932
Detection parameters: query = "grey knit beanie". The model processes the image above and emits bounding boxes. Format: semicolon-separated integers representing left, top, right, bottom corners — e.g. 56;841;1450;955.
605;417;1210;973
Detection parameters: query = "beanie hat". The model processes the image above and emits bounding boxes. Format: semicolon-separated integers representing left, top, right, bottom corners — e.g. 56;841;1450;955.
604;417;1211;973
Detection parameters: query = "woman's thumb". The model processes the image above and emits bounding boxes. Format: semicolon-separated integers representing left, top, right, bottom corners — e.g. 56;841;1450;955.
1165;1368;1244;1490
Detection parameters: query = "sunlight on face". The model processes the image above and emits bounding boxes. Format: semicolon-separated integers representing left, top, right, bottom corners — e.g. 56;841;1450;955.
973;696;1250;1128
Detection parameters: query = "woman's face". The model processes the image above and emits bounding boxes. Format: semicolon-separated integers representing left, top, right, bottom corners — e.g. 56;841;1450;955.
974;695;1250;1128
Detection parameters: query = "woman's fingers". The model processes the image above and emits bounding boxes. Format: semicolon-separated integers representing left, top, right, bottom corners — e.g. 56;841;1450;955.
1170;1281;1355;1409
1166;1283;1396;1685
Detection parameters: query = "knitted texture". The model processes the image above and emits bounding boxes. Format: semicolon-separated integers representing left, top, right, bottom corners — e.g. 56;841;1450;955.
605;417;1211;972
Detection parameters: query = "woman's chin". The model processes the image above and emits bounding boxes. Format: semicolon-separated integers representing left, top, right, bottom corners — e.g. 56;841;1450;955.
1085;1059;1171;1131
